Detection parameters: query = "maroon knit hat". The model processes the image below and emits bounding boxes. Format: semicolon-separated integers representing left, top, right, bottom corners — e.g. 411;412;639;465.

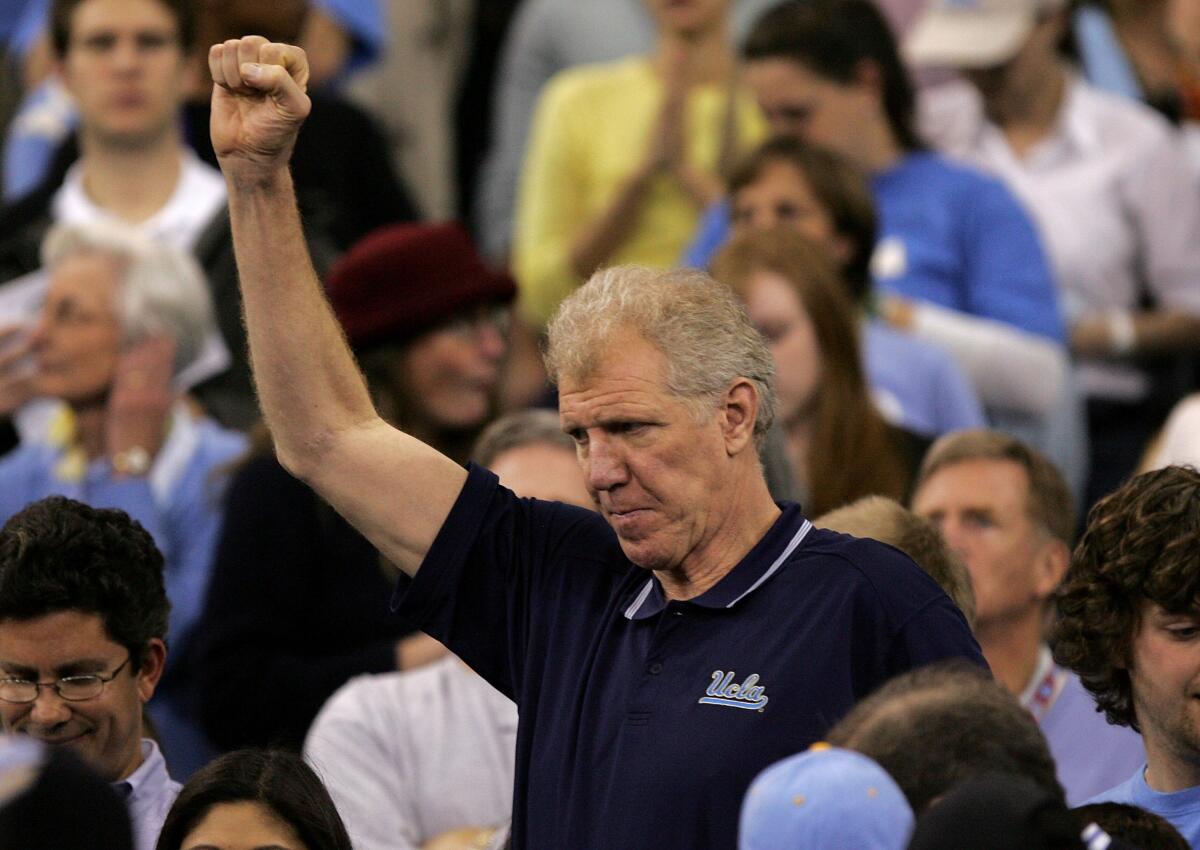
326;222;516;350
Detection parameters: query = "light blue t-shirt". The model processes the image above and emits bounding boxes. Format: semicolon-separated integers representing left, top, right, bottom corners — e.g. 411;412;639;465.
1036;665;1145;806
1088;767;1200;848
863;319;985;437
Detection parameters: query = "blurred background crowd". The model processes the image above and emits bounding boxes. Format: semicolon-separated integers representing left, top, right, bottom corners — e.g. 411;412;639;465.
1;0;1199;848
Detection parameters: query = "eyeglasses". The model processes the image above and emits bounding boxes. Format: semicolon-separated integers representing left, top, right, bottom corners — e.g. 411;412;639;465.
0;656;131;704
442;305;512;342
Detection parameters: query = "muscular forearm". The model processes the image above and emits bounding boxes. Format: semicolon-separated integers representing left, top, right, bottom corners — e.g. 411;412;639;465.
225;170;377;472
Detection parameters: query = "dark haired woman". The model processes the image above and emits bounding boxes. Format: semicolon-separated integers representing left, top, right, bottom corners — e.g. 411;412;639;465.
155;749;352;850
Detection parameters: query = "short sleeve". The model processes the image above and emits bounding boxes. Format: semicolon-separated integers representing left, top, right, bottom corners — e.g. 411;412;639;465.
392;464;624;701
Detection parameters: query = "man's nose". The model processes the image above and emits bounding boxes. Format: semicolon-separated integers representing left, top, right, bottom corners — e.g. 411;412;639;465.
938;518;970;559
475;321;508;363
585;435;628;492
111;38;144;72
28;688;72;727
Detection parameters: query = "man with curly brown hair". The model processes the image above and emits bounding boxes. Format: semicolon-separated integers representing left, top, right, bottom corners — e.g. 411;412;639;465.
1053;465;1200;845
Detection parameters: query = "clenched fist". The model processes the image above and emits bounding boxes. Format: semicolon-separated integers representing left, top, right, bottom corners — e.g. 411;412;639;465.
209;37;312;185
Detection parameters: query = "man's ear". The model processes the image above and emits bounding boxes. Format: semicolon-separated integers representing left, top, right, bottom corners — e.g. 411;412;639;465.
852;58;885;100
1034;536;1070;600
720;378;760;457
135;638;167;704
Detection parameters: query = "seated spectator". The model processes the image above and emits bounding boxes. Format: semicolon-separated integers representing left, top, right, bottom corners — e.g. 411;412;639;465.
907;775;1094;850
1073;802;1190;850
911;431;1144;803
154;749;352;850
721;136;985;438
816;495;976;629
908;0;1200;507
477;0;779;261
0;497;178;850
710;227;930;515
0;221;246;777
1139;393;1200;471
826;661;1066;814
739;745;914;850
0;0;256;429
194;222;513;754
304;408;590;850
1054;466;1200;845
513;0;765;329
0;736;134;850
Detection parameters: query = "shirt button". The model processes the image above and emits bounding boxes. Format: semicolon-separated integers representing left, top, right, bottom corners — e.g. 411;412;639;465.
648;662;664;675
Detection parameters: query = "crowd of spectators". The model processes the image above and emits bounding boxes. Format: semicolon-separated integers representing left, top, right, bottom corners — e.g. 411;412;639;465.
1;0;1200;848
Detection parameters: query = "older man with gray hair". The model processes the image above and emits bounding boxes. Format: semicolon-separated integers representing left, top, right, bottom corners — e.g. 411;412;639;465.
205;37;983;850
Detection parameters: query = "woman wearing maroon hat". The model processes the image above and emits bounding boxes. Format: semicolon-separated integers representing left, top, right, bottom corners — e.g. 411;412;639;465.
191;223;515;754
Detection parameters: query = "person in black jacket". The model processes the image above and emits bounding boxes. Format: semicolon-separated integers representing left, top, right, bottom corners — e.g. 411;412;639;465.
193;222;515;752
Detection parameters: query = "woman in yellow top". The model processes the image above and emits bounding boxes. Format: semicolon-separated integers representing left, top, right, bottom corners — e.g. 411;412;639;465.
514;0;765;328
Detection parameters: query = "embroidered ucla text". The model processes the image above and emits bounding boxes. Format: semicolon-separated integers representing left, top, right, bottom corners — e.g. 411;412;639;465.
698;670;769;710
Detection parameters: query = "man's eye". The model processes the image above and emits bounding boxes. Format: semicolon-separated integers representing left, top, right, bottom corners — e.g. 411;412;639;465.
1167;625;1200;640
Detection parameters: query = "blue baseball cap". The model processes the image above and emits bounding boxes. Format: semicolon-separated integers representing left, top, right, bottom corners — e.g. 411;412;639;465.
739;745;914;850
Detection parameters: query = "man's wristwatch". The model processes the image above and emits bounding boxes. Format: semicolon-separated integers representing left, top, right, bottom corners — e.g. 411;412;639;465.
111;446;151;476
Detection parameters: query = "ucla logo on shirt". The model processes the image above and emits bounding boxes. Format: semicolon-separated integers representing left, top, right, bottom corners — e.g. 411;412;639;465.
698;670;769;711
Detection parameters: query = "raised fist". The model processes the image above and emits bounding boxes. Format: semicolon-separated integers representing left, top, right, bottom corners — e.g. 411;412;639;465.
209;37;312;185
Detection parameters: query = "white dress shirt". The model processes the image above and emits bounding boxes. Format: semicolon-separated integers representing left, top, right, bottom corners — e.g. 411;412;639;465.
920;75;1200;400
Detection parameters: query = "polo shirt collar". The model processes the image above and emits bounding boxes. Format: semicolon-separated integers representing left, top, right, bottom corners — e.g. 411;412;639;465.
624;504;812;620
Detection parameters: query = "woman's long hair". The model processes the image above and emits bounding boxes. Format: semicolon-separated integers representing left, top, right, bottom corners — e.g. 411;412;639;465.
711;228;909;515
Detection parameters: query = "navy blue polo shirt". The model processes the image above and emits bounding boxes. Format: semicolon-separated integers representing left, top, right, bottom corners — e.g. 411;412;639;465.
393;465;985;850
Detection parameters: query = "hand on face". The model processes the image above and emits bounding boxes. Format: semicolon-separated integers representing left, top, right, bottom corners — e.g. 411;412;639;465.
208;37;311;182
0;323;37;418
105;335;175;467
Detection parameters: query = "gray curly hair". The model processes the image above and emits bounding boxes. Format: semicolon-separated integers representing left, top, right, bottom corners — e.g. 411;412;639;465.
544;266;776;444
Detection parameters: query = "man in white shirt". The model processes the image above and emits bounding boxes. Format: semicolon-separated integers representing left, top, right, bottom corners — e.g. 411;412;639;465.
0;496;181;850
907;0;1200;505
911;430;1144;804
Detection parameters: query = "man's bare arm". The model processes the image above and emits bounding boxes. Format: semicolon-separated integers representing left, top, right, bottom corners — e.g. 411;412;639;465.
208;37;466;576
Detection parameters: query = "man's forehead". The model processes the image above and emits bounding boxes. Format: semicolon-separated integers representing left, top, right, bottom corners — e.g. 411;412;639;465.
557;376;678;426
0;611;120;663
69;0;181;37
924;457;1031;501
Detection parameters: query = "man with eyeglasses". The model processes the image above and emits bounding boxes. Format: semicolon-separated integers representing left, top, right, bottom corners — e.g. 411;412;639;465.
0;495;177;850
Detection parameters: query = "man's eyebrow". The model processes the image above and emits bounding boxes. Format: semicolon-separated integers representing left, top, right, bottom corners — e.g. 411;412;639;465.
186;846;298;850
54;659;111;677
0;658;112;678
0;661;37;679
